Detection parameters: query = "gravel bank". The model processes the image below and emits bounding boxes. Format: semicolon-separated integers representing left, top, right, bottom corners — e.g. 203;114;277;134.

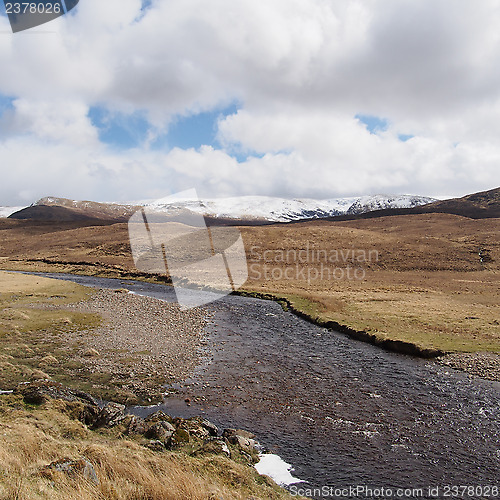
436;352;500;382
64;289;212;403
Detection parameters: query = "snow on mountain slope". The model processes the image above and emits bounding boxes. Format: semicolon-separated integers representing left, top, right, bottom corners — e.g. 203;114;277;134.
19;193;436;222
0;206;26;218
346;195;437;215
144;194;436;222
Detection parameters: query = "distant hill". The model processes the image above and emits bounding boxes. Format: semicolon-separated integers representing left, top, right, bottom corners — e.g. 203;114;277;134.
8;205;111;222
326;187;500;221
8;197;137;222
420;187;500;218
143;194;436;222
0;206;25;218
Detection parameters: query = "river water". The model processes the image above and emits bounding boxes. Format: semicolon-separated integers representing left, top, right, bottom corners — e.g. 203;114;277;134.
28;273;500;498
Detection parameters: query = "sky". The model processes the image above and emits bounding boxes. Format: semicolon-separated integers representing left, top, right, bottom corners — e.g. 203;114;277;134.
0;0;499;205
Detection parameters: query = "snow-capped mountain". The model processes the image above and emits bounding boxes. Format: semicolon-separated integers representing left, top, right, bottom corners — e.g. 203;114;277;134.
144;194;437;222
346;194;437;215
7;194;437;222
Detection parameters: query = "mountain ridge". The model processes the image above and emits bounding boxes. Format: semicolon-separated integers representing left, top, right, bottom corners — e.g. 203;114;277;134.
8;193;436;223
4;187;499;222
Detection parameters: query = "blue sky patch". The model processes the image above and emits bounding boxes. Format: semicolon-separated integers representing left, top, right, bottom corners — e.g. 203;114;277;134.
398;134;414;142
154;108;224;150
88;102;243;153
0;94;15;116
356;114;389;134
88;107;150;149
150;102;240;151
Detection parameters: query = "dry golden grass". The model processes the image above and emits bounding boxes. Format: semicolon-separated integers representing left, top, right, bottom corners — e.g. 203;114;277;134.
0;272;102;391
0;394;296;500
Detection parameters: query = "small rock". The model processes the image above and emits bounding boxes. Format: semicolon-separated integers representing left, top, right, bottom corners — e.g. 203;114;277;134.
145;411;173;424
82;348;100;358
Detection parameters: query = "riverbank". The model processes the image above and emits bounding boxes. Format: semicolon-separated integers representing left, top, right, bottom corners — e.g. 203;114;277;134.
435;351;500;381
63;288;211;404
234;289;500;382
4;261;500;382
0;271;211;404
0;381;300;500
0;272;304;499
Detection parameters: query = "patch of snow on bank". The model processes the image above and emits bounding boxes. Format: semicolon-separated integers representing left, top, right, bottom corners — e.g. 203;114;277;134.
254;453;304;486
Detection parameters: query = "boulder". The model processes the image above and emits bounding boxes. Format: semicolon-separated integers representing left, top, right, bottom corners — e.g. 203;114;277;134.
191;438;231;458
124;415;148;435
174;416;210;439
201;419;219;437
222;428;257;452
15;381;101;426
91;402;126;429
40;458;99;485
15;380;98;407
144;421;175;442
169;428;190;448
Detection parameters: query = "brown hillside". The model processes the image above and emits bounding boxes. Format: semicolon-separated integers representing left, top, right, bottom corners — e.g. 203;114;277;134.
421;186;500;218
8;205;114;223
8;197;137;222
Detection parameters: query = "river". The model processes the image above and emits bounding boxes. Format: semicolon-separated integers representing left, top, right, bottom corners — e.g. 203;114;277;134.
27;273;500;499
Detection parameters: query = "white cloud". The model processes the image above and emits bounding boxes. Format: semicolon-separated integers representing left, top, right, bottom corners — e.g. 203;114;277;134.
0;0;499;204
0;99;99;147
